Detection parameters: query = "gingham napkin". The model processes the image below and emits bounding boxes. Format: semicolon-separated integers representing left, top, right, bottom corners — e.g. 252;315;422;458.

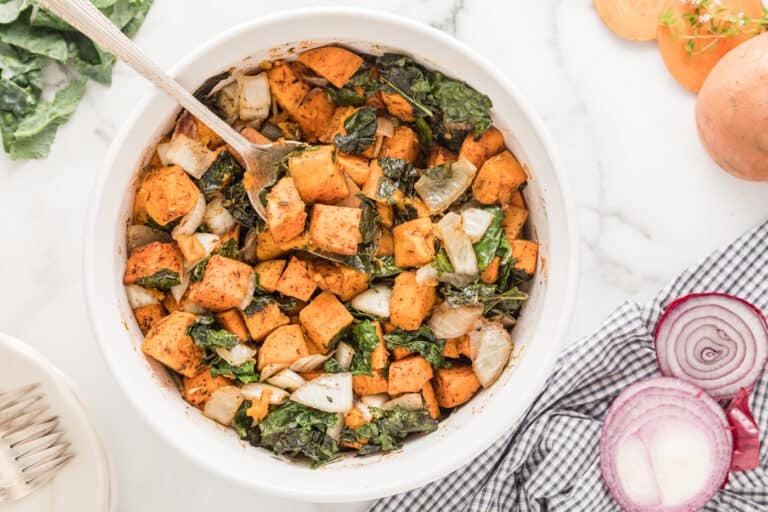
371;223;768;512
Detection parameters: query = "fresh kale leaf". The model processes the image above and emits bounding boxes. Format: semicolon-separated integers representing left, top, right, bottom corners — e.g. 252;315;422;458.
189;238;239;282
209;357;259;384
384;326;446;369
198;150;244;199
187;314;238;350
259;402;340;467
223;180;260;229
348;320;381;376
342;406;438;455
334;105;377;154
232;400;260;446
473;206;504;272
135;268;180;291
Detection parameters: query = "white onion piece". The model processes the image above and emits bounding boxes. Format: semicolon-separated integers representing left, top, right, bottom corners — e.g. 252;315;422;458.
203;196;237;235
468;321;513;388
156;142;171;166
439;272;477;288
266;369;306;392
215;81;239;124
126;225;171;251
290;373;353;413
259;363;287;382
125;285;159;309
195;233;220;257
326;413;345;441
600;377;732;512
355;402;373;422
240;228;258;264
376;116;395;138
435;212;478;277
215;343;257;367
166;133;214;179
371;134;384;158
170;272;190;303
360;394;389;408
335;341;354;371
172;194;206;239
290;353;332;373
240;383;289;405
202;386;244;425
381;393;424;411
428;302;484;339
350;285;392;318
655;292;768;400
461;208;495;242
415;159;477;214
236;271;257;311
237;74;271;122
179;300;207;315
416;265;439;286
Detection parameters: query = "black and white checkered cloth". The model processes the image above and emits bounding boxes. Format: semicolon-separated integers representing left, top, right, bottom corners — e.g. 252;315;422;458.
371;223;768;512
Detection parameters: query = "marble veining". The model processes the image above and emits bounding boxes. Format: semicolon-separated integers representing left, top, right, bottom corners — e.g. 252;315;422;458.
2;1;768;511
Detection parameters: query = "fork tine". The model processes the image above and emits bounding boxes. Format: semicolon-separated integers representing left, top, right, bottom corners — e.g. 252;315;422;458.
11;431;64;459
17;442;68;470
0;402;46;431
0;410;49;439
0;384;39;411
2;417;57;446
0;394;43;419
21;452;73;481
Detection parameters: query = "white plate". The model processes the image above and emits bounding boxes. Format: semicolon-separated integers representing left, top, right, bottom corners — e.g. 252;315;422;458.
0;333;114;512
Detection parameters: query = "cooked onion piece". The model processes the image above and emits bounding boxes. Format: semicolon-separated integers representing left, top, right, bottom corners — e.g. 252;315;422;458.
290;373;353;413
125;285;160;309
428;302;484;339
435;212;478;277
266;369;306;392
126;225;171;251
350;285;392;318
166;133;214;179
172;194;206;238
240;383;289;405
215;343;257;367
203;196;237;235
202;386;244;425
415;159;477;214
461;208;494;242
468;321;513;388
237;74;271;123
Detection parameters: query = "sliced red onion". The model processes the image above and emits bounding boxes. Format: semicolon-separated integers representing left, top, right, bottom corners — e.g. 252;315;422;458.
600;377;732;512
654;293;768;400
725;388;760;472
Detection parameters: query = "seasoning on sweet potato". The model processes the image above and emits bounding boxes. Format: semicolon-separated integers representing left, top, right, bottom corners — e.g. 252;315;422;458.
257;324;309;370
388;356;434;395
255;230;287;261
427;145;457;167
381;90;415;122
142;311;203;378
458;126;505;168
480;256;501;284
297;46;364;88
509;191;525;209
123;242;183;287
320;106;357;144
187;255;255;311
292;88;336;142
133;303;167;335
175;234;207;266
370;321;389;370
352;370;389;395
391;347;415;360
393;217;436;268
379;125;420;163
442;336;464;359
472;151;527;205
137;165;201;226
345;406;368;429
434;365;481;408
266;176;307;244
310;261;369;301
299;292;355;350
502;205;528;241
309;204;362;256
377;228;395;257
254;259;287;293
275;257;317;301
510;240;539;276
335;152;370;186
421;381;441;420
390;271;436;331
215;309;249;342
241;302;289;342
183;370;232;408
266;62;310;112
288;145;350;204
594;0;668;42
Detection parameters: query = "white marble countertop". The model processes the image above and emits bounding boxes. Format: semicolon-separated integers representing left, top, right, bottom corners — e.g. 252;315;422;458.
2;0;768;510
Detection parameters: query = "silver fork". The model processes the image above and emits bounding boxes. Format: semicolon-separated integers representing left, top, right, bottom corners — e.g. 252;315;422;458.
0;384;73;502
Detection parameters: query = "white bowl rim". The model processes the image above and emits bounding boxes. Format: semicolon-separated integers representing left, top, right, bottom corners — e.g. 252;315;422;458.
83;6;580;502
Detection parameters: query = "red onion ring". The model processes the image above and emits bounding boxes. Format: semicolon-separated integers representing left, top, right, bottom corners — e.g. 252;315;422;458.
600;377;733;512
726;388;761;472
654;293;768;400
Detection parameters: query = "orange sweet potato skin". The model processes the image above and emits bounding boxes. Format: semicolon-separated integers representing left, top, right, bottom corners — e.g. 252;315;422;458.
594;0;668;42
434;366;480;408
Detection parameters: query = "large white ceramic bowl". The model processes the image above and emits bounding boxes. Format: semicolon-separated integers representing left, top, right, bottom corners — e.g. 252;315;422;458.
83;7;578;502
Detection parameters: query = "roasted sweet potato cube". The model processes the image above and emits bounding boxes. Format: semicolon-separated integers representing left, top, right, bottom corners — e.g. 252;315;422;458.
362;159;384;201
388;356;434;395
275;257;317;301
442;336;463;359
266;177;307;244
473;151;527;205
320;106;356;144
509;191;525;209
391;347;414;360
292;88;336;142
187;255;255;312
123;242;183;286
310;261;369;301
255;230;287;261
267;62;310;112
175;112;223;149
288;145;349;204
141;311;203;378
254;260;286;293
257;324;309;370
390;271;436;331
427;145;458;167
241;302;289;342
379;126;419;163
136;165;201;226
133;304;167;335
421;381;440;420
215;309;250;342
377;203;394;228
381;91;415;122
434;365;481;408
370;321;389;371
480;256;501;284
298;46;364;88
183;370;232;408
511;240;538;275
336;152;370;186
301;370;326;381
345;406;368;429
175;234;207;266
299;292;354;350
309;204;361;256
352;370;388;395
393;217;435;268
502;205;528;241
278;232;309;252
377;228;394;257
458;126;505;168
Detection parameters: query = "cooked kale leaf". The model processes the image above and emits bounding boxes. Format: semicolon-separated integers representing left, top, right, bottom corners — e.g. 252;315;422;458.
232;400;261;445
187;314;238;350
348;320;381;376
378;157;420;196
334;105;377;154
322;358;345;374
144;215;178;233
432;249;455;276
428;71;492;136
259;402;340;467
441;282;528;316
198;150;244;199
135;268;180;290
384;326;446;369
209;357;259;384
327;86;365;107
223;180;260;229
342;406;438;454
473;206;504;272
189;238;239;282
